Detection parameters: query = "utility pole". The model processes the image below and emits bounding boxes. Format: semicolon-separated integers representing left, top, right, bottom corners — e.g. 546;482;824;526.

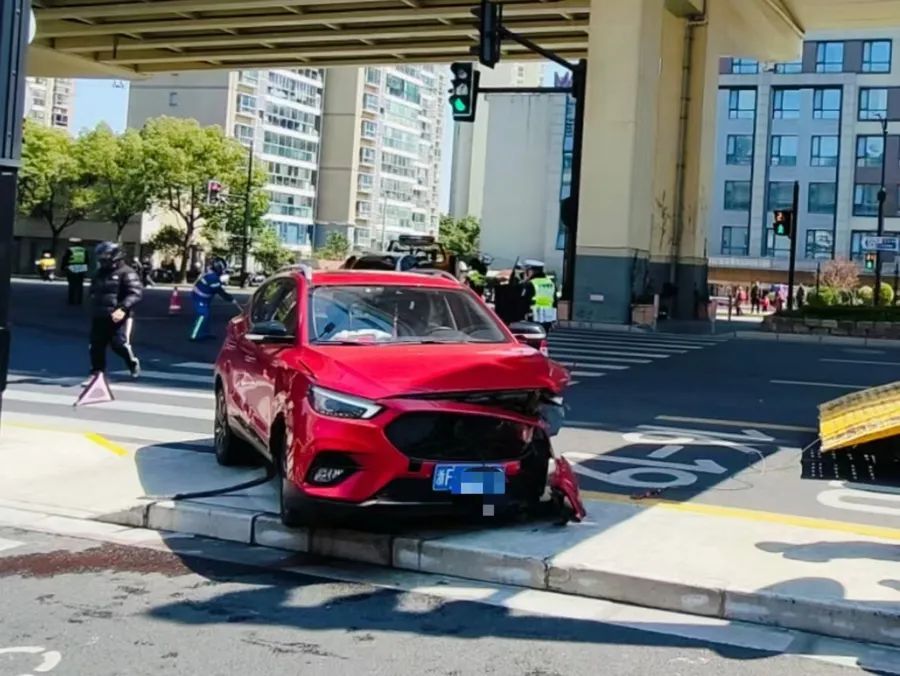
0;0;32;434
240;140;254;288
875;115;888;305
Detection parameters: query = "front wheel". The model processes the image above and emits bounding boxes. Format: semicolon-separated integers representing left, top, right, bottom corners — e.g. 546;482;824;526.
275;431;310;528
214;386;255;466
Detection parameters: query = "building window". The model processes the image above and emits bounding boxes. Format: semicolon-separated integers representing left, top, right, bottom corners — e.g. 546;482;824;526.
361;120;377;139
359;146;376;164
237;93;257;113
358;173;373;190
811;136;839;166
862;40;892;73
805;230;835;259
168;92;178;107
365;67;381;85
362;93;379;112
859;88;888;120
727;89;756;119
731;59;758;74
808;182;837;214
854;183;881;216
767;181;794;211
850;230;878;260
813;88;841;119
724;180;751;211
720;226;749;256
816;41;844;73
770;135;798;166
773;89;800;119
233;124;254;145
775;61;802;74
856;135;884;167
764;229;791;258
725;135;753;165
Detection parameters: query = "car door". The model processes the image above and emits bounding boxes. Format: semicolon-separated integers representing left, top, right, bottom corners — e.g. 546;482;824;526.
243;278;298;444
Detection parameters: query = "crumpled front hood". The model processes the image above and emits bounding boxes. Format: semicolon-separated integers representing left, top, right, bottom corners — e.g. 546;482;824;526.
294;343;568;400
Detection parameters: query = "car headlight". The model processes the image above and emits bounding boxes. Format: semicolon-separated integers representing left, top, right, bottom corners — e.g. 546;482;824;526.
309;386;382;420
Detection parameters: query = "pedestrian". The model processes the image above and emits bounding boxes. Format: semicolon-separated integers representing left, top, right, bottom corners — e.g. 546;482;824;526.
522;259;558;332
750;282;760;314
61;237;89;305
733;285;744;316
190;257;239;341
796;285;806;308
88;241;142;379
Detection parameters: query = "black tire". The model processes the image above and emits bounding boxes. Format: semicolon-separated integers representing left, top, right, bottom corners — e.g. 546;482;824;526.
275;430;309;528
214;385;255;466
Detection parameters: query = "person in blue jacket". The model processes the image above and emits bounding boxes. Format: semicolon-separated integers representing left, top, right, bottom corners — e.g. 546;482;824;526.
190;257;238;341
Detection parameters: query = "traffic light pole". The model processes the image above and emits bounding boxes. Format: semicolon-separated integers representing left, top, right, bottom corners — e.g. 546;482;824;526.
875;115;888;306
0;0;30;434
787;180;799;311
240;140;254;288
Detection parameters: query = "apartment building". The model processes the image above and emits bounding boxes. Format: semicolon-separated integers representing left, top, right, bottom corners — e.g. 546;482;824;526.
710;30;900;284
24;77;74;131
128;68;325;254
316;65;447;250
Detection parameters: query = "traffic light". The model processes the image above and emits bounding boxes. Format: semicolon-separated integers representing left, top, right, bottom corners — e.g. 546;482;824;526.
474;0;502;68
773;209;794;239
449;62;479;122
865;252;877;270
206;180;223;204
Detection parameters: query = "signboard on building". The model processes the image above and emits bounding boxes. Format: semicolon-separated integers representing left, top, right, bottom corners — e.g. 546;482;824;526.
861;235;900;253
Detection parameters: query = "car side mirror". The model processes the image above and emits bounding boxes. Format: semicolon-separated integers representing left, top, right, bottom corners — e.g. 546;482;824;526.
509;321;547;346
246;320;294;344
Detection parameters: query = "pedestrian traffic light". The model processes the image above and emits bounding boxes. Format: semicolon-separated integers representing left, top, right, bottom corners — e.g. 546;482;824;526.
449;62;479;122
773;209;794;239
865;252;877;270
206;180;223;204
473;0;502;68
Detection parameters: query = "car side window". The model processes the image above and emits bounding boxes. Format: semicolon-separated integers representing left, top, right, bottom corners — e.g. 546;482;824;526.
250;280;287;324
271;281;298;334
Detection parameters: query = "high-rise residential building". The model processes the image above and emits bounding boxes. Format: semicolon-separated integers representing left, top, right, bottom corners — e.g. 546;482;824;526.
316;65;447;250
128;68;325;254
710;29;900;286
24;77;74;131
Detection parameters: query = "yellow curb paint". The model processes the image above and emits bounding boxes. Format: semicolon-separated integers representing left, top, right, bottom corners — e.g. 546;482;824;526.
581;490;900;542
655;415;817;433
83;433;129;457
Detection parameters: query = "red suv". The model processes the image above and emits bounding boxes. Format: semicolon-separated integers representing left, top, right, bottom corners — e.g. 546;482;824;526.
214;266;585;527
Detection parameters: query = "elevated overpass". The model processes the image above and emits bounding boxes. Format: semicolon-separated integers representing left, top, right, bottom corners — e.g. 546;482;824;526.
21;0;900;322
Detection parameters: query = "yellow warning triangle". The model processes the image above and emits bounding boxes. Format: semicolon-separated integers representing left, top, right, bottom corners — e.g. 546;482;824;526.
74;372;114;407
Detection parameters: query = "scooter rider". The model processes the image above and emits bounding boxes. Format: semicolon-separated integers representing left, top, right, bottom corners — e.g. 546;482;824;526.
89;241;143;378
522;259;557;331
191;257;239;341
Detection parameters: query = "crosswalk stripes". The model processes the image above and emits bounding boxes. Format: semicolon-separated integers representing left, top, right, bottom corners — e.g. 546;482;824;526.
3;361;217;451
0;537;24;553
548;328;727;379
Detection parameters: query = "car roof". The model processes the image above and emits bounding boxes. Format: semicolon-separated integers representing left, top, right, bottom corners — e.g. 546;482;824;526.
299;269;463;289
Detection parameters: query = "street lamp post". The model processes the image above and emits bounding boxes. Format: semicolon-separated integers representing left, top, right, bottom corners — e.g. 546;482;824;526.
875;115;888;305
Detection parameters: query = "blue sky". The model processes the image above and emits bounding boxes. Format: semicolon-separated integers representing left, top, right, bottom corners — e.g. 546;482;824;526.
71;79;129;135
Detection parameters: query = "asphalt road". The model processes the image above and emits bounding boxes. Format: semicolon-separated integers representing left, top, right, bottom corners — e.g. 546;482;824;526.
5;280;900;533
2;525;893;676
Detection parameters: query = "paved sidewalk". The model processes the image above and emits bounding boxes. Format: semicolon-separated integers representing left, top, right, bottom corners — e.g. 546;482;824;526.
1;422;898;648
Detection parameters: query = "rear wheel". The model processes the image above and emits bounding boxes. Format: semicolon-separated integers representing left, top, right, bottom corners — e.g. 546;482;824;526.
214;386;255;466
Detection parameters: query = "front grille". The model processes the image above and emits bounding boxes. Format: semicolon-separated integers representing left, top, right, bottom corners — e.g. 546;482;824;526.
385;412;530;461
411;389;542;416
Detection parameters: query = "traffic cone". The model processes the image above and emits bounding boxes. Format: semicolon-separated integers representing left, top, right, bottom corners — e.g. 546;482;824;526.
168;287;182;314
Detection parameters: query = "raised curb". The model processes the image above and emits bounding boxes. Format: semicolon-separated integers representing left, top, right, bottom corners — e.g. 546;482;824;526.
734;330;900;348
22;498;900;650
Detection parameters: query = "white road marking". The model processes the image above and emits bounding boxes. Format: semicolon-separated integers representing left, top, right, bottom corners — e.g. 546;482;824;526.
550;337;693;352
648;445;683;459
821;358;900;366
771;379;868;390
557;362;629;371
112;369;212;384
172;361;215;371
551;348;673;359
0;537;24;553
550;351;653;364
4;413;210;445
568;371;606;378
106;382;214;401
655;415;817;433
3;389;209;420
0;647;62;673
566;451;726;474
637;425;775;443
553;331;723;347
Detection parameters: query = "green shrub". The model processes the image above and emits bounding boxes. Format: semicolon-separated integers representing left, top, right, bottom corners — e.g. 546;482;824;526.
880;282;895;306
858;285;874;304
810;287;839;307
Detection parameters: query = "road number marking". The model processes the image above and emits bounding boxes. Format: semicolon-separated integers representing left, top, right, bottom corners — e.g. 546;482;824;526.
817;487;900;518
0;647;61;675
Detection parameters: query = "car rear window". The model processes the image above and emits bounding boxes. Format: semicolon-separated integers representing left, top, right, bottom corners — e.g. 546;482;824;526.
309;285;508;345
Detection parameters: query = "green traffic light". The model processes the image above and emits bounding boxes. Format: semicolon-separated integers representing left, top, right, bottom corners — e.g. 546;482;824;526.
452;97;468;113
775;225;785;236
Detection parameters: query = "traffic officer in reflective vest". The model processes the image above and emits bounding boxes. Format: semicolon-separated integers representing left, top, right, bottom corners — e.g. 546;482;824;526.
61;237;89;305
190;257;238;341
523;259;557;331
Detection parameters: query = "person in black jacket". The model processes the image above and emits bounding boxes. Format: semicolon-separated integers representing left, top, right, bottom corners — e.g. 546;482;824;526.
89;241;143;378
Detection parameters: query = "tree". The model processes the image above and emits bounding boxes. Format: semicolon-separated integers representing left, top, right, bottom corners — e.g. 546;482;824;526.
146;224;186;260
18;120;93;253
202;158;270;265
253;225;295;274
820;258;859;291
438;214;480;257
140;116;248;282
317;232;350;261
78;124;154;243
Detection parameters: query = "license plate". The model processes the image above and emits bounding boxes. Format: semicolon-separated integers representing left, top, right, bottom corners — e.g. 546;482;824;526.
432;464;506;495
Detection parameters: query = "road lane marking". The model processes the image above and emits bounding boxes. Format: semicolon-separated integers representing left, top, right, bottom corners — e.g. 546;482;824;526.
557;362;629;371
4;389;209;420
108;383;214;400
553;331;724;347
112;369;212;384
551;348;673;359
172;361;215;371
550;337;692;352
4;414;210;446
0;537;24;553
655;416;817;433
550;351;653;364
569;371;606;378
821;358;900;366
771;379;869;390
84;432;129;457
579;490;900;541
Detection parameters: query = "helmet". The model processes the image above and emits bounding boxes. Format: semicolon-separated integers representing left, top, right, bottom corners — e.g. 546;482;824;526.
95;241;124;269
210;257;227;275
